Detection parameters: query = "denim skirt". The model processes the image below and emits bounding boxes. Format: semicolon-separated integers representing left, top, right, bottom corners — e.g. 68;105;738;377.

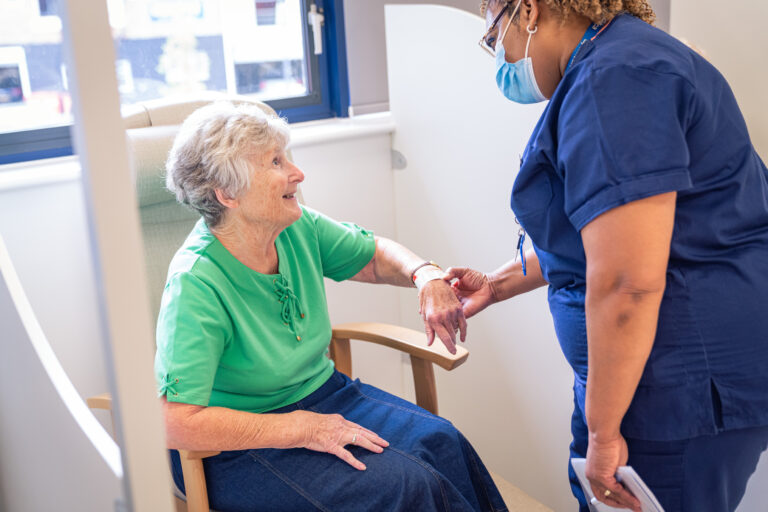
170;370;507;512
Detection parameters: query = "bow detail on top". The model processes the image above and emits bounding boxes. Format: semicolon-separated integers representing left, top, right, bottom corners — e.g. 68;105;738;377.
273;275;305;341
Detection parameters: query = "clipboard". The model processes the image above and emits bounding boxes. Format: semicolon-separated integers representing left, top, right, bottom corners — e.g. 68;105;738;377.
570;458;665;512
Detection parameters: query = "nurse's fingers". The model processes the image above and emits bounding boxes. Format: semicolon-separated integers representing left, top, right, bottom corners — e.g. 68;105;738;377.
589;482;641;512
442;266;467;282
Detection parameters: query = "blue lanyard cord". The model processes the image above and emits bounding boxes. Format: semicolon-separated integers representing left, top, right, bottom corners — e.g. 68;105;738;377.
566;22;604;71
515;227;527;276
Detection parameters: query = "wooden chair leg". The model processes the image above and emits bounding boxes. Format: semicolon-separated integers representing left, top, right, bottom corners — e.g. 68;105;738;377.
178;450;211;512
410;356;438;415
329;337;352;378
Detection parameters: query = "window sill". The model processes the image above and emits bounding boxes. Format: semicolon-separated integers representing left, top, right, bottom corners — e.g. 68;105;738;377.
0;112;396;192
289;112;395;149
0;157;81;192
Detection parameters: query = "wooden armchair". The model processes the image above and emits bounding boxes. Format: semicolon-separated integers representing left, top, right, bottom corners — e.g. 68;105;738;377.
91;321;469;512
88;93;551;512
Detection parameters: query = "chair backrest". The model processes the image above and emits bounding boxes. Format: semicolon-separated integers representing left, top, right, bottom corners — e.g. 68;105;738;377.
124;93;298;323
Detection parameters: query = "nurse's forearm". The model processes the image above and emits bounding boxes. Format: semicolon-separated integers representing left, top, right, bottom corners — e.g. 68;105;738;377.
584;284;664;440
487;249;547;301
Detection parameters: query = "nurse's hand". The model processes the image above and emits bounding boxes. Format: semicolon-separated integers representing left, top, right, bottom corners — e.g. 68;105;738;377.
585;433;641;511
442;267;497;318
419;279;467;354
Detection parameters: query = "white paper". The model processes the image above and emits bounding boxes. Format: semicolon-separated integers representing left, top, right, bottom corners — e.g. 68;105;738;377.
570;458;665;512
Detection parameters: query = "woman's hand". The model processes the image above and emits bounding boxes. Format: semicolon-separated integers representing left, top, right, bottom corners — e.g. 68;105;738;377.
443;267;497;318
585;432;641;511
290;410;389;470
419;279;467;354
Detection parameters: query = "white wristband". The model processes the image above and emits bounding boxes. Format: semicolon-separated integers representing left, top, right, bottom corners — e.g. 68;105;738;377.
413;265;447;291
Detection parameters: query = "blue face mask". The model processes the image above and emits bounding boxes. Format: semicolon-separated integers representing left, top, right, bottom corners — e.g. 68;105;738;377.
495;24;547;104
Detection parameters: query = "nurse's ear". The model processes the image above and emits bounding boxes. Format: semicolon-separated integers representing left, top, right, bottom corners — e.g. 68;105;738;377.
520;0;541;31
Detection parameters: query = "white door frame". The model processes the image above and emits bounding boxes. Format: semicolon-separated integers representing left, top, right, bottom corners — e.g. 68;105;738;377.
60;1;175;510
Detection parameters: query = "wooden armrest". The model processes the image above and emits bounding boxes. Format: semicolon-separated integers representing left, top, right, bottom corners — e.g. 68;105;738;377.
332;322;469;371
87;392;113;410
331;322;470;415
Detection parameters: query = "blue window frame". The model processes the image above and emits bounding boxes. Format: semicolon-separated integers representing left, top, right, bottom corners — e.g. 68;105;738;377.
0;0;350;166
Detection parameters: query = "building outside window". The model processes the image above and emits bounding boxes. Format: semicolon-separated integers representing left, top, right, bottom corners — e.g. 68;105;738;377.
0;0;348;164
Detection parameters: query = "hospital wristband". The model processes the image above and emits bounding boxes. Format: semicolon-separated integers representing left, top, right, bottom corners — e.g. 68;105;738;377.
412;264;447;291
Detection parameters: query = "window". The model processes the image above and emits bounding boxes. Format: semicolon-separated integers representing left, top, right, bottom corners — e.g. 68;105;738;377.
0;0;350;165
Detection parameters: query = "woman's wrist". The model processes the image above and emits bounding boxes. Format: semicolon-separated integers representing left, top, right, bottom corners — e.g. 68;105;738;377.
412;261;447;290
270;410;308;449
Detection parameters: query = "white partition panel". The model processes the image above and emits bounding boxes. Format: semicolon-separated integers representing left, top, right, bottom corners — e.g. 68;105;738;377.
0;235;122;511
386;5;575;510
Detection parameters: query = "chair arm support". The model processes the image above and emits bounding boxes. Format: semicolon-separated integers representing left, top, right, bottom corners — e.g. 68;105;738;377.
332;322;469;371
181;449;221;460
86;392;113;410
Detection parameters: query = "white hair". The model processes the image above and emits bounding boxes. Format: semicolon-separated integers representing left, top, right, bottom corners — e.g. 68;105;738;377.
165;101;290;227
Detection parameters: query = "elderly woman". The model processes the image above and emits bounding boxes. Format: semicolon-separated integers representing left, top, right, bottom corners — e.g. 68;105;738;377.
447;0;768;511
154;102;506;512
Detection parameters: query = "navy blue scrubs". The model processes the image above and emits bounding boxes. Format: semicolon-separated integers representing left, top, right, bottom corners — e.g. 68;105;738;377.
510;14;768;511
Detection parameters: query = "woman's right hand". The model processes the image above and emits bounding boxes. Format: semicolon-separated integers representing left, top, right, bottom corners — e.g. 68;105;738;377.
443;267;497;318
289;410;389;470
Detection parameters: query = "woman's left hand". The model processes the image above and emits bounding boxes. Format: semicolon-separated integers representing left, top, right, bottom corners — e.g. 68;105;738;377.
419;279;467;354
585;432;641;511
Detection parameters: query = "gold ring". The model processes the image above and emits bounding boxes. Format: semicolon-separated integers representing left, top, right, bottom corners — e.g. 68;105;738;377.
604;489;612;498
351;433;357;444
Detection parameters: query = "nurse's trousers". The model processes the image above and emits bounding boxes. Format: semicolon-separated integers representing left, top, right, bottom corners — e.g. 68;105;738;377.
568;395;768;512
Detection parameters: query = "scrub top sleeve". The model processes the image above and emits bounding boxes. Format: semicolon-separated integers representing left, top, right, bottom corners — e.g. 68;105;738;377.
558;65;695;231
306;208;376;282
154;272;230;406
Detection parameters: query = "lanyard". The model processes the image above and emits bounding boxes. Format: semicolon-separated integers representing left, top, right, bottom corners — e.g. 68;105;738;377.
565;20;612;71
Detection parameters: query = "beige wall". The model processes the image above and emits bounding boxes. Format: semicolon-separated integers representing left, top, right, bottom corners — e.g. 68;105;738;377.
344;0;671;114
671;0;768;157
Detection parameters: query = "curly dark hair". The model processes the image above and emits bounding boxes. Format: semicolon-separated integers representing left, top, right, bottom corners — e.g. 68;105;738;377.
480;0;655;25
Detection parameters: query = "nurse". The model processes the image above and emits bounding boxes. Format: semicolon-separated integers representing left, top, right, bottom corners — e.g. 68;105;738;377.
446;1;768;511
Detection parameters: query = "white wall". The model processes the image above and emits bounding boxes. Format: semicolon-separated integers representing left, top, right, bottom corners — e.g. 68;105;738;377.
671;2;768;509
343;0;670;114
671;0;768;158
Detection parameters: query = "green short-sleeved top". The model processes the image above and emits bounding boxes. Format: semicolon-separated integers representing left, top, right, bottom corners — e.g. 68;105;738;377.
154;206;375;413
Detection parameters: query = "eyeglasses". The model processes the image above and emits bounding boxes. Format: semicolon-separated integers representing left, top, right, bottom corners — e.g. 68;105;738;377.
478;0;520;57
